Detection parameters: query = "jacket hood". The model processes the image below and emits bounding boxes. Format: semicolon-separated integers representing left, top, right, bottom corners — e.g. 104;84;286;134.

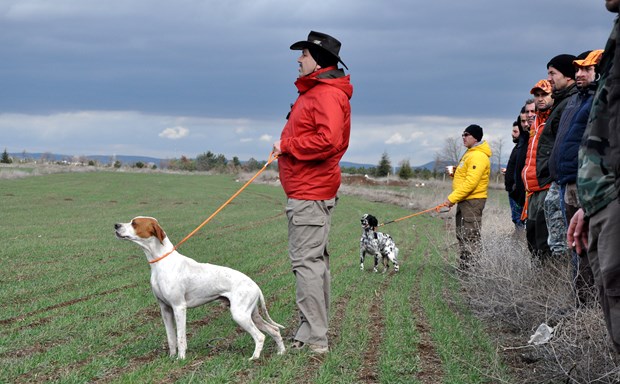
295;67;353;99
470;140;492;158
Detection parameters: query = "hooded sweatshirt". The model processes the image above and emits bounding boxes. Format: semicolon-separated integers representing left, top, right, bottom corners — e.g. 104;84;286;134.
278;67;354;200
448;140;492;203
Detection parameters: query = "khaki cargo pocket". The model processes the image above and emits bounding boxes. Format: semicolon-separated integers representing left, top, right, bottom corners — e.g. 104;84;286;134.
287;200;328;253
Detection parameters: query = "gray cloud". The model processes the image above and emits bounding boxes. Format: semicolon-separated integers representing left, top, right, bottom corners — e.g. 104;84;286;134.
0;0;614;166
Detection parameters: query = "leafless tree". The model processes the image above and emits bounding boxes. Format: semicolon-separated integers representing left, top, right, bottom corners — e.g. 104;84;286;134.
489;137;504;170
490;137;506;179
435;136;464;169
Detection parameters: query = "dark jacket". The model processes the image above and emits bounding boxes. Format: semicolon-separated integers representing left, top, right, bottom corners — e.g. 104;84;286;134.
549;86;585;181
505;144;518;193
537;83;578;186
556;84;595;186
513;131;529;206
506;120;527;204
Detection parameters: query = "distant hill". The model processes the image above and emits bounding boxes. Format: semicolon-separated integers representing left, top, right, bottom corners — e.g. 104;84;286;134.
9;153;376;170
340;161;375;169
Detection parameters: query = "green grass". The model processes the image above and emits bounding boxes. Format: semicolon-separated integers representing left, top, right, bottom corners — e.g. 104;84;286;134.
0;171;512;383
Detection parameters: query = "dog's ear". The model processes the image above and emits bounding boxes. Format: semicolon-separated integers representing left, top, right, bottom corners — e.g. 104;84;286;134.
151;221;166;245
367;215;378;228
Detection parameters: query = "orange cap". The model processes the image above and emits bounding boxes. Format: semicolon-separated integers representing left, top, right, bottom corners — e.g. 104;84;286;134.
573;49;603;67
530;79;552;95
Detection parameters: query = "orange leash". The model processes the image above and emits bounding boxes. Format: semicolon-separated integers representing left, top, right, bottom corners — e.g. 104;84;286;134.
149;151;279;264
378;202;450;227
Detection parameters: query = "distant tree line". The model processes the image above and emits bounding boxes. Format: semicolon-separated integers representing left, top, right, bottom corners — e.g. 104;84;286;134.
160;151;270;173
5;137;508;181
341;151;433;180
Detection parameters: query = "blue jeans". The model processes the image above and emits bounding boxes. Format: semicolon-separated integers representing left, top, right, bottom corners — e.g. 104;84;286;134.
509;196;525;230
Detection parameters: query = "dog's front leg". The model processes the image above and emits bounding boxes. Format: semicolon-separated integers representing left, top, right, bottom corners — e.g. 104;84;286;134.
173;305;188;359
158;301;178;357
360;249;366;271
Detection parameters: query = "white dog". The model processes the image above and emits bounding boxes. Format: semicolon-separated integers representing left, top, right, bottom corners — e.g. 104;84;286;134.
114;216;285;360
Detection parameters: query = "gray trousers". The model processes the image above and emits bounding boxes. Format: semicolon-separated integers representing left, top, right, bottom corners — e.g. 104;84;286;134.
588;198;620;352
286;198;335;347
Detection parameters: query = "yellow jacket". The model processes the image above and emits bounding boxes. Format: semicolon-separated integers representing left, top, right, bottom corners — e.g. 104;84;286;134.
448;140;492;203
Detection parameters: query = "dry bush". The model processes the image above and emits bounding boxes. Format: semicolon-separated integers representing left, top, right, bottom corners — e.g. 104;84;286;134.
456;194;620;383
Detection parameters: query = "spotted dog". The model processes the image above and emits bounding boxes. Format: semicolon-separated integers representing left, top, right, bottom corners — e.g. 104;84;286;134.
359;214;400;273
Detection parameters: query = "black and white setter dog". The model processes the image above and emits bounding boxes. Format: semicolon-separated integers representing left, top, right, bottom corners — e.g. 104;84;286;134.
360;214;400;273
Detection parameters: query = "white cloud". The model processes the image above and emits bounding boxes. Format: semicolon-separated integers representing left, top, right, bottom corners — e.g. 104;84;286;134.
259;134;273;142
385;131;424;145
159;126;189;139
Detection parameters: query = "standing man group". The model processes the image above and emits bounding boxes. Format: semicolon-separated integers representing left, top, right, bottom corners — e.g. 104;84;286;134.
444;124;492;268
273;31;353;354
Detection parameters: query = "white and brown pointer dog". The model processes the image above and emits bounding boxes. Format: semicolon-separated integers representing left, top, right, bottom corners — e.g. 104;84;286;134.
360;214;400;273
115;216;285;360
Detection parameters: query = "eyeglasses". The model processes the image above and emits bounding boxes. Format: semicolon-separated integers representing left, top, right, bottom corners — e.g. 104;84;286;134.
461;133;471;138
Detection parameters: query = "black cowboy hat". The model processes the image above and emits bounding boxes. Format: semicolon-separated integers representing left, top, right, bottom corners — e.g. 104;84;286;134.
290;30;348;70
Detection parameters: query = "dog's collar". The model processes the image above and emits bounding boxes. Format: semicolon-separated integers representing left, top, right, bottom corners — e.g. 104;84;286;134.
149;249;174;264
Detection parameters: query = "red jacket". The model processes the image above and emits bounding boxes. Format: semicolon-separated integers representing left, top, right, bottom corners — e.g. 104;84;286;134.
522;109;552;193
278;67;353;200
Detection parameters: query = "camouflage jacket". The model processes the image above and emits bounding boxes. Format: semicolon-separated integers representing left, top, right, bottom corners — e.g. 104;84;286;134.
577;17;618;217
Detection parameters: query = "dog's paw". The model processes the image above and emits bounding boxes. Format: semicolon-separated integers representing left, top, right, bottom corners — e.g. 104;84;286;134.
373;267;378;273
394;266;400;272
360;264;364;271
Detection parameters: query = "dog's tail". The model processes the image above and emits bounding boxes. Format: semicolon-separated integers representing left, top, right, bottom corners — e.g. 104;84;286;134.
258;291;285;329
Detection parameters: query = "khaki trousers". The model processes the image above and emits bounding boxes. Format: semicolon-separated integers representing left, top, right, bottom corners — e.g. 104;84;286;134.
455;198;486;261
286;198;335;347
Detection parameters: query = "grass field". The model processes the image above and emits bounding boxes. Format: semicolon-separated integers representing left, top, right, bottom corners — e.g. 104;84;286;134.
0;171;512;383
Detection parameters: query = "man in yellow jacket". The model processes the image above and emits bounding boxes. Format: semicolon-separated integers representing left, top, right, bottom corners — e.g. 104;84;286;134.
444;124;492;268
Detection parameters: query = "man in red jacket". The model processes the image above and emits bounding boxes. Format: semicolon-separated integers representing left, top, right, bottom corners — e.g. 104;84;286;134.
522;79;554;259
272;31;353;354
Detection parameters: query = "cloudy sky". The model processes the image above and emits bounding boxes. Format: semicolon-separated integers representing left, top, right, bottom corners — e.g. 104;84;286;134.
1;0;615;167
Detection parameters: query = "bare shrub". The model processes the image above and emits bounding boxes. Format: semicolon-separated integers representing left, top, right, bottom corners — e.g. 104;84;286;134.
457;194;620;383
